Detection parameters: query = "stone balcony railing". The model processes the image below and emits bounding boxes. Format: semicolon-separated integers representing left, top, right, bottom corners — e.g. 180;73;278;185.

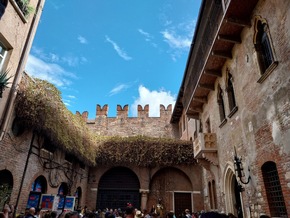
193;133;218;165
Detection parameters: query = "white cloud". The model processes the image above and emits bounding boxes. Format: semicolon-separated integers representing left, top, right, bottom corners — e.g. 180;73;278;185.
31;46;88;67
161;30;192;49
67;95;76;99
26;54;76;87
105;36;132;61
78;35;88;44
138;29;153;40
109;83;130;96
131;85;176;117
160;19;196;61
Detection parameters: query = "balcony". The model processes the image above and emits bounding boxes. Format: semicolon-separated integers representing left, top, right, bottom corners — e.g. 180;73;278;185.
193;133;218;165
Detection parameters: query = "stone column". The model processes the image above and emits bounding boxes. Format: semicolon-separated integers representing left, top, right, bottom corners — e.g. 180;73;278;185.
140;189;150;210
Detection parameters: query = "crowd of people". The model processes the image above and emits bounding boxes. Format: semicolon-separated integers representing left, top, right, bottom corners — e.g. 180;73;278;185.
0;203;271;218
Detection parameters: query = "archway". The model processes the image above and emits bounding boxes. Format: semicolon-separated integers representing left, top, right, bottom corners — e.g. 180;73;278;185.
149;167;193;217
224;168;243;218
97;167;140;210
58;182;69;196
0;170;13;210
31;175;47;193
74;187;82;210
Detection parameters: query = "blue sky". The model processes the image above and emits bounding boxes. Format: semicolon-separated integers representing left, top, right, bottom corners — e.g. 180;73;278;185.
26;0;202;118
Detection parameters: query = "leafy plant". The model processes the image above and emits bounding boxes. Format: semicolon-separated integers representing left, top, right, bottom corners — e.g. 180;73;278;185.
15;0;34;18
0;69;12;98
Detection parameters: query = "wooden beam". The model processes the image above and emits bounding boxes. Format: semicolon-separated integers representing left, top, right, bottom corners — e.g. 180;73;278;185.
211;50;232;59
218;34;241;44
204;69;222;77
198;84;215;91
188;107;203;113
192;96;207;103
224;18;251;27
186;113;200;120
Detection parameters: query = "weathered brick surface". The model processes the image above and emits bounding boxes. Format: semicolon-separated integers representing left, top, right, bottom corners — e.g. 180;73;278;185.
185;0;290;216
83;104;179;138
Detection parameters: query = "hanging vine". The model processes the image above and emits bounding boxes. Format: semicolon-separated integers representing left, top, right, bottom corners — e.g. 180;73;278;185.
15;75;97;166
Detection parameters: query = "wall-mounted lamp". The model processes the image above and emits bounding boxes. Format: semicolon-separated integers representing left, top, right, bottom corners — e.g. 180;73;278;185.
234;146;251;185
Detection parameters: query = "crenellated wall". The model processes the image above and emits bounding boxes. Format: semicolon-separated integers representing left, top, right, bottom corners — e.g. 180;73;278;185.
76;104;179;138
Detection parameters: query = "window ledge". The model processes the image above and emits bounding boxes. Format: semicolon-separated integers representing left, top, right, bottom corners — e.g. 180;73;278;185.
228;106;238;118
257;61;278;84
9;0;27;23
219;119;227;128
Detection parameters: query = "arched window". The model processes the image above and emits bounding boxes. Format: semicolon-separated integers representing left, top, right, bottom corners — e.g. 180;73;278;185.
226;73;237;116
261;161;287;217
254;17;278;82
0;170;13;209
208;181;213;209
58;182;69;196
74;187;82;210
217;86;226;125
212;180;217;209
31;176;47;193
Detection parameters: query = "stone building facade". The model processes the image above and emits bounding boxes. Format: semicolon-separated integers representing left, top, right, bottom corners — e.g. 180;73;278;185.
171;0;290;217
83;105;204;215
1;0;290;218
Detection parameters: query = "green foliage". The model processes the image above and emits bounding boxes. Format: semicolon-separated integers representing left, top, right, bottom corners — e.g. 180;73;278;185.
15;77;97;165
0;69;12;88
95;136;195;167
15;0;34;18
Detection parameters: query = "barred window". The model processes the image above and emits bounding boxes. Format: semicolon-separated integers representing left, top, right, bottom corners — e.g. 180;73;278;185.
262;161;287;217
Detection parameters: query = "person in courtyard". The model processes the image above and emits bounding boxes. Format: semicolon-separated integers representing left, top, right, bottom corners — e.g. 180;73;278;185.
125;204;134;218
184;210;191;218
25;208;36;218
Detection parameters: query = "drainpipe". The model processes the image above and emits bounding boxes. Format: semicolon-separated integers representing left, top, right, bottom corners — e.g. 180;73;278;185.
13;131;35;218
0;0;45;141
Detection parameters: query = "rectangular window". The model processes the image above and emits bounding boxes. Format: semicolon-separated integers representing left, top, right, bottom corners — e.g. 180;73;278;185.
0;41;8;70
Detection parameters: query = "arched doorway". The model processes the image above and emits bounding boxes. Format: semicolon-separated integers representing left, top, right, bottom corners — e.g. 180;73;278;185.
224;168;243;218
149;167;193;217
0;170;13;210
97;167;140;210
31;176;47;193
74;187;82;210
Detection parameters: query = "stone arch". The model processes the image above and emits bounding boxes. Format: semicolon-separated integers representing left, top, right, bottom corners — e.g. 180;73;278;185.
0;169;13;209
224;165;242;217
97;167;140;210
148;167;193;216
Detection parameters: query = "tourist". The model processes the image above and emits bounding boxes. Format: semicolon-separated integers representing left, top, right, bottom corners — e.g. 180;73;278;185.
25;208;36;218
125;205;134;218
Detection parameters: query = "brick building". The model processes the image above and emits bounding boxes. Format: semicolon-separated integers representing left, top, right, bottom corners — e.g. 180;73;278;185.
0;0;290;218
171;0;290;217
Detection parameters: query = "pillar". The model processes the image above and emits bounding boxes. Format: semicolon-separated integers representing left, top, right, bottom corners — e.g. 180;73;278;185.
140;189;150;210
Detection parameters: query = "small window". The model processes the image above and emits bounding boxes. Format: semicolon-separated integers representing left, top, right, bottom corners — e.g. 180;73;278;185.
226;72;238;117
217;86;226;127
11;117;25;136
205;118;211;133
0;41;8;70
262;161;287;217
42;139;56;153
65;153;74;163
254;17;278;83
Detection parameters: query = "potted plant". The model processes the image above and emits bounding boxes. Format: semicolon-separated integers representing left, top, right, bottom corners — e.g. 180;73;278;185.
15;0;34;17
0;69;12;98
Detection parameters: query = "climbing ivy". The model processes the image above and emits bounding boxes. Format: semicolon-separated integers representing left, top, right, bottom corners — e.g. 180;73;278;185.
15;76;97;165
